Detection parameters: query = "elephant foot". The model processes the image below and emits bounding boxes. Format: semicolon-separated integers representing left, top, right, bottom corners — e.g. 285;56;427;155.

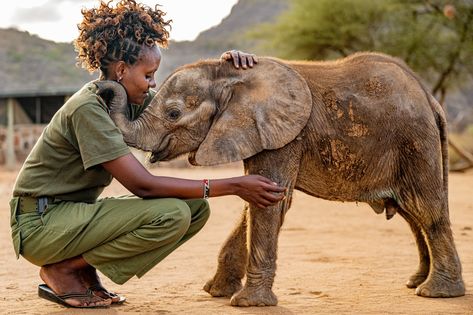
415;276;465;297
203;275;242;298
230;285;277;307
406;272;428;288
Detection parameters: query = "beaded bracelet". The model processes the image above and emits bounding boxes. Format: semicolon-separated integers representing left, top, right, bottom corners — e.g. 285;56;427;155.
203;179;210;199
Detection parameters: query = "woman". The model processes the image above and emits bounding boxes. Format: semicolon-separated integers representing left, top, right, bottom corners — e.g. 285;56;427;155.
10;0;285;308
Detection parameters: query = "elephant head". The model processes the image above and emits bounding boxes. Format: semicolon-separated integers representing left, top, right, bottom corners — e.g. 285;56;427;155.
96;58;313;166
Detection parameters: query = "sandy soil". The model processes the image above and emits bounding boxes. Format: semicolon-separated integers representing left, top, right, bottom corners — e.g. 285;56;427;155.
0;165;472;315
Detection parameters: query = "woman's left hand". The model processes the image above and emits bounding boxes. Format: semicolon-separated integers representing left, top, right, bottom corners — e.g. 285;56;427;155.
220;50;258;69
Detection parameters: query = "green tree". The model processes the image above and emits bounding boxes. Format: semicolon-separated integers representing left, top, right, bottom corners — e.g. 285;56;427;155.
255;0;473;170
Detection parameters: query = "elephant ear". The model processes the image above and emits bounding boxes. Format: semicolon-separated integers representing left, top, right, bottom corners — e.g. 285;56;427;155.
194;58;312;166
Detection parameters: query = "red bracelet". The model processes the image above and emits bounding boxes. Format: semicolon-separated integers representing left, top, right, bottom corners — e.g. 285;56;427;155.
203;179;210;199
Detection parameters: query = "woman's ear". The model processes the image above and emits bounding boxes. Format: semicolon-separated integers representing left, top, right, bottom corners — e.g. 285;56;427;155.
115;61;127;82
194;58;312;166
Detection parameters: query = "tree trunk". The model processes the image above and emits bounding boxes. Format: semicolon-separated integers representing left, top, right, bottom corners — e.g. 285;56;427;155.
449;139;473;172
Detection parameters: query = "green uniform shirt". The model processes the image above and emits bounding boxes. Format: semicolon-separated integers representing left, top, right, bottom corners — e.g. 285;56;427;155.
13;81;155;203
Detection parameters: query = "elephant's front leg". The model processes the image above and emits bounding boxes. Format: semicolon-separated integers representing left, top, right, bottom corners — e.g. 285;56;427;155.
230;201;285;306
204;206;248;297
230;146;299;307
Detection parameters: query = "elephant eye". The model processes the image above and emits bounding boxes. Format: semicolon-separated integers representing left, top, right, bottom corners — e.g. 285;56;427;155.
167;108;181;121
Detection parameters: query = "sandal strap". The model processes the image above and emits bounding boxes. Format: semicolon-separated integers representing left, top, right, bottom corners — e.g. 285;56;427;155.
88;284;119;298
88;284;106;292
58;288;97;300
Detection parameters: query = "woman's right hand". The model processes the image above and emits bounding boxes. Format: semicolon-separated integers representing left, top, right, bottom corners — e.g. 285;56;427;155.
232;175;286;209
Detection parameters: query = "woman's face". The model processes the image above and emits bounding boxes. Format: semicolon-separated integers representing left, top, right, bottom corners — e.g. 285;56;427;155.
121;45;161;105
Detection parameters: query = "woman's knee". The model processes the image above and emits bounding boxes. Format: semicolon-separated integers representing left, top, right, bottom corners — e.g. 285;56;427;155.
193;199;211;226
146;199;191;238
171;199;192;230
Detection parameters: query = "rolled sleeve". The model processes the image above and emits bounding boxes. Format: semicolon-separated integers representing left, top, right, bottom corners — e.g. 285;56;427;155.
70;105;130;170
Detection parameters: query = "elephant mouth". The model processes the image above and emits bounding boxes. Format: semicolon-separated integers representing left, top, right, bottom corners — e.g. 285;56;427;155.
188;151;198;166
149;151;169;164
149;152;160;164
148;134;173;163
150;150;199;165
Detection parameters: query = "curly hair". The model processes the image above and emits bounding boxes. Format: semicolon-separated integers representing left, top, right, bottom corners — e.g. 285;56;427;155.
74;0;171;74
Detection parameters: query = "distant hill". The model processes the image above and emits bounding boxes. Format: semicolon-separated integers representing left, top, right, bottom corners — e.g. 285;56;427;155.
0;28;95;96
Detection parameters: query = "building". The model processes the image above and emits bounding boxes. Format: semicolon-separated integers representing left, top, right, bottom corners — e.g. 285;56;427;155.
0;28;96;168
0;89;76;167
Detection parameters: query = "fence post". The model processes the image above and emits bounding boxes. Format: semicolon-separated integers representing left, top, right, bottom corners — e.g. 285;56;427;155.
6;97;16;170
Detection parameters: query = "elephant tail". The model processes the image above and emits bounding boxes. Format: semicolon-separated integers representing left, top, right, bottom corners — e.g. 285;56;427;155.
435;98;449;211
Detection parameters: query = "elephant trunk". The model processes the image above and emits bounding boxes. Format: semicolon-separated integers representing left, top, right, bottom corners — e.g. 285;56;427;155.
95;80;153;151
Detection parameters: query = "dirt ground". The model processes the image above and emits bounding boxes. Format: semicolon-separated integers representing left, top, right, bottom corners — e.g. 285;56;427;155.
0;164;472;314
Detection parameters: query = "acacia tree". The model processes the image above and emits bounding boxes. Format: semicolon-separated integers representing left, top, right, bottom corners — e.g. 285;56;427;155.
256;0;473;170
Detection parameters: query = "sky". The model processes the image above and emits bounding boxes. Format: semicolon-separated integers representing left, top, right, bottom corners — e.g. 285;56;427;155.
0;0;239;43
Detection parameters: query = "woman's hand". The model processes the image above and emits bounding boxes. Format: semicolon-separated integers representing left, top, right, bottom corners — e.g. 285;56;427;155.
232;175;286;209
220;50;258;69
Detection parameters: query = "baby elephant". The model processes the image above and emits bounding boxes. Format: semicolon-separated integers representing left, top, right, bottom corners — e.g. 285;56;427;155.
97;52;465;306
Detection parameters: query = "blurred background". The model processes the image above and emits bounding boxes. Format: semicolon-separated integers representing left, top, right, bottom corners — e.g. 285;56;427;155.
0;0;471;171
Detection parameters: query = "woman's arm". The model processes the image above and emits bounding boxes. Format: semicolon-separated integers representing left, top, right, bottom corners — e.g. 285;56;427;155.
102;153;285;209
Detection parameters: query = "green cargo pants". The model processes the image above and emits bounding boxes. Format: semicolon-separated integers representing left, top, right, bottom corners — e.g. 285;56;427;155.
10;196;210;284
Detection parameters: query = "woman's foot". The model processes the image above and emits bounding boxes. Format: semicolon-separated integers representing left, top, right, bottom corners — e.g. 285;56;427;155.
80;265;125;304
39;257;111;308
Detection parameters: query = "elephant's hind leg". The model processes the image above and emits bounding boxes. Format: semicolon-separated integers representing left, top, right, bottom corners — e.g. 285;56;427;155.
400;192;464;297
396;207;430;288
204;206;248;297
415;214;464;297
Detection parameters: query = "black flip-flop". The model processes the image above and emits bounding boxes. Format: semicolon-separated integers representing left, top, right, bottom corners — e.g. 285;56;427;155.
88;283;126;304
38;284;111;308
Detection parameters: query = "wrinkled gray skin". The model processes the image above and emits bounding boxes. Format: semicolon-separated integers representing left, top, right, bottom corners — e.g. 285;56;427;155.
96;52;464;306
